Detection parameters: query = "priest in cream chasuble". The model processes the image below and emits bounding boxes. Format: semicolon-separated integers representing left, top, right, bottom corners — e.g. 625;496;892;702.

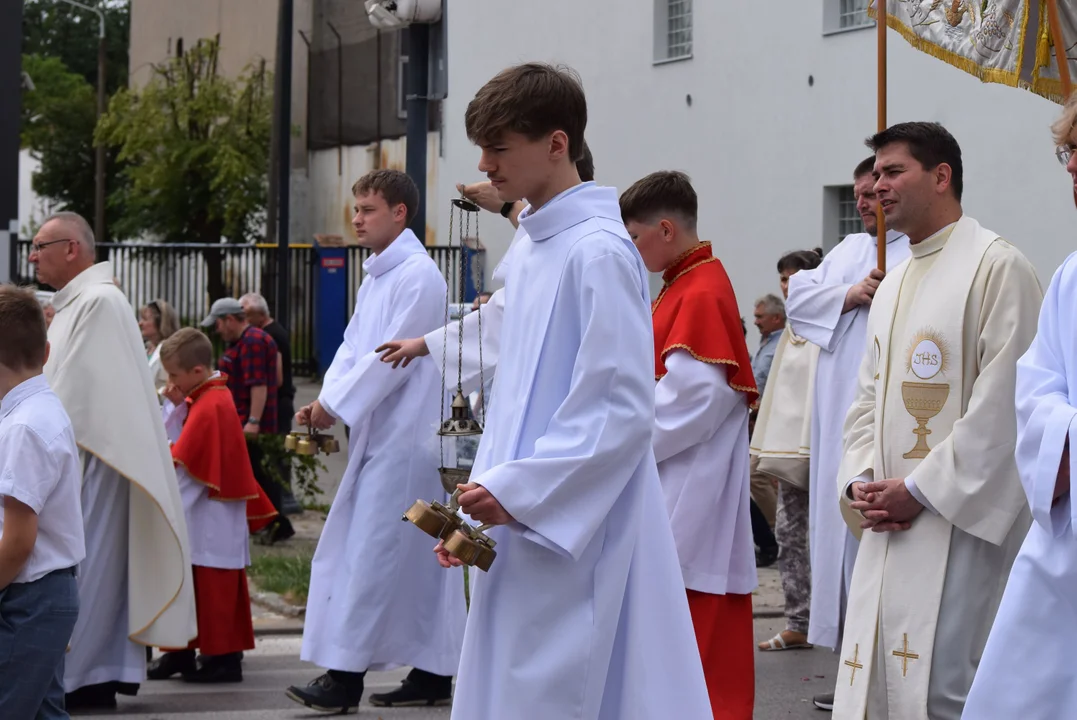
833;213;1041;720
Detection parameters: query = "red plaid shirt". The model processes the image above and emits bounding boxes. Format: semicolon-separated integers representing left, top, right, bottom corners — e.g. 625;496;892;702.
218;325;279;434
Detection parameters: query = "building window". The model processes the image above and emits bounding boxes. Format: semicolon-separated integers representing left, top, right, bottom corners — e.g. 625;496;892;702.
822;185;862;251
824;0;874;35
837;186;862;242
839;0;872;28
655;0;692;64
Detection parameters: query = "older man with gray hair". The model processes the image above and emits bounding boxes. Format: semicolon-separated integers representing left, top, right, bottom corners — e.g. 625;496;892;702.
749;292;786;567
240;293;300;515
29;211;196;710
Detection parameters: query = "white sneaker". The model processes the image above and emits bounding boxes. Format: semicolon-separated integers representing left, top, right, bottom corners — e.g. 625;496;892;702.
813;693;834;711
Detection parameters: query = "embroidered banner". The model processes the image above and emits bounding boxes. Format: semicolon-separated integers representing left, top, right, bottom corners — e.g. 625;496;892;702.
870;1;1077;103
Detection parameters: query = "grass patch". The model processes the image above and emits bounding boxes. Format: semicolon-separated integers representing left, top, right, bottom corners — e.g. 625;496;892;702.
248;552;313;606
303;501;331;516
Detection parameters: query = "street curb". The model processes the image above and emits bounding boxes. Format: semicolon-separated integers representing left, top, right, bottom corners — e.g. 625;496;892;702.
254;624;305;637
251;588;306;617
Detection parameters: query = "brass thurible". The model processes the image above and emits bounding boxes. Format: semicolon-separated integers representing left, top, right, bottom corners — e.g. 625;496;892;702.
285;425;341;456
437;391;484;493
402;194;496;573
402;489;498;571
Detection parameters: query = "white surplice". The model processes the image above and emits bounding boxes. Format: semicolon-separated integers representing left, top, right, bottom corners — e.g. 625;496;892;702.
656;352;756;595
45;262;196;690
750;324;818;466
963;252;1077;720
453;184;711;720
785;229;910;649
301;229;465;676
162;395;249;570
833;218;1040;720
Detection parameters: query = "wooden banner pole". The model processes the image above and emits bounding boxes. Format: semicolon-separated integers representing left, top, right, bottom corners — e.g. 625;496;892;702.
1047;0;1073;99
876;0;888;272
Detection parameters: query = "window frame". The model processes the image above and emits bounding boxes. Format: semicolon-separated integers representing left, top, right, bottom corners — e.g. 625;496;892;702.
654;0;693;65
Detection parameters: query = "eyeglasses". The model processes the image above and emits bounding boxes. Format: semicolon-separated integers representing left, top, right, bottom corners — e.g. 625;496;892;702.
30;238;74;253
1057;144;1075;166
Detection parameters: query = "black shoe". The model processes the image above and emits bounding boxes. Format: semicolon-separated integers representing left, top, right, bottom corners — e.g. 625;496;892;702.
198;651;243;665
147;649;197;680
261;517;296;545
369;669;452;707
286;671;364;714
184;653;243;684
65;683;118;711
756;547;779;567
813;692;834;711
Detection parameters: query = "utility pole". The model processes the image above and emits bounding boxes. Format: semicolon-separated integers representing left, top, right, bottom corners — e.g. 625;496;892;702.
0;0;22;283
405;23;429;241
58;0;106;253
275;0;294;323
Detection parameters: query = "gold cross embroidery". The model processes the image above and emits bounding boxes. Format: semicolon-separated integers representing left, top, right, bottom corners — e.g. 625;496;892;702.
892;634;920;677
844;643;864;686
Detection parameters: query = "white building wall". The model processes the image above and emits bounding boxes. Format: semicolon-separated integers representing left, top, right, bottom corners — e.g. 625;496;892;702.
307;133;442;245
432;0;1073;349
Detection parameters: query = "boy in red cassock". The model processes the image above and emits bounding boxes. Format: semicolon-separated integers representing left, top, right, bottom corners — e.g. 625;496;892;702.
148;327;278;683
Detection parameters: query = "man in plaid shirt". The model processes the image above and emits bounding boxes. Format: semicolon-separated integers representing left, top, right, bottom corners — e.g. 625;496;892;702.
202;298;293;542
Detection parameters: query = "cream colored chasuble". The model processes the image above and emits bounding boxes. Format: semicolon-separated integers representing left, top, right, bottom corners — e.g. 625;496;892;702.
834;216;1038;720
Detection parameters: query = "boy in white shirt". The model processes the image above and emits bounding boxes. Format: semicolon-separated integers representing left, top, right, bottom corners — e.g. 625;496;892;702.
0;284;86;719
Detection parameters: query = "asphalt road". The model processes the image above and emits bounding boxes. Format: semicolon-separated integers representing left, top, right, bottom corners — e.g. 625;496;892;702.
95;617;837;719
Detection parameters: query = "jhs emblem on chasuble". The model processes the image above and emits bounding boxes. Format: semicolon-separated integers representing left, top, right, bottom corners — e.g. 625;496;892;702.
901;329;951;460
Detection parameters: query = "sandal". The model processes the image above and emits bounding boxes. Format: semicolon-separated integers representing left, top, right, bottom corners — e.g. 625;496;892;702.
758;630;813;651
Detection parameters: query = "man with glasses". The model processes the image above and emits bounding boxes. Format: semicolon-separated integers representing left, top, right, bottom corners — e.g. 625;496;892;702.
30;211;196;711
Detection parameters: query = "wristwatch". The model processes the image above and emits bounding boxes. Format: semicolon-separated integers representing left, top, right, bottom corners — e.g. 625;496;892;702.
247;417;261;426
500;201;515;218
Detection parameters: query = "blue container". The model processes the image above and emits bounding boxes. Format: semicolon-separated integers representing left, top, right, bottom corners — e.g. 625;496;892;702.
313;240;348;378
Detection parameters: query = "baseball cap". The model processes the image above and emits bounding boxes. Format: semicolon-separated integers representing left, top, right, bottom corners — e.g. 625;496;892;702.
200;297;245;327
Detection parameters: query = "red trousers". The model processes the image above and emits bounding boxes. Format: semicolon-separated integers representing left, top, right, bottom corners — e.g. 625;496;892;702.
165;566;256;656
687;589;755;720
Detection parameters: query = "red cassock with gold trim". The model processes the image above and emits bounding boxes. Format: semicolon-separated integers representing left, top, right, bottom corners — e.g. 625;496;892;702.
171;376;278;533
652;242;759;406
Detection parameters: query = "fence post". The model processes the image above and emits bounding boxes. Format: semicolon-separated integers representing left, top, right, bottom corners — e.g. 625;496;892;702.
0;222;13;284
313;237;348;378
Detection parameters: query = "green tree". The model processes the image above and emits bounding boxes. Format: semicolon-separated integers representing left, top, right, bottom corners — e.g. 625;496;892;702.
21;0;130;240
97;37;273;301
20;55;97;232
22;0;130;94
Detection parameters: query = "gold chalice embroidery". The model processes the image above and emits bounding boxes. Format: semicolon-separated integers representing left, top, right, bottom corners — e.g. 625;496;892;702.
901;329;951;460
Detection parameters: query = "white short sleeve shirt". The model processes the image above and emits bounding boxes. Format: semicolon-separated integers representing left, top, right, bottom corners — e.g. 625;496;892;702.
0;375;86;584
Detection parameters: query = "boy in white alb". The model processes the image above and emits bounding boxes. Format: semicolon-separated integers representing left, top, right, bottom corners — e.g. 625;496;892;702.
0;284;86;719
286;169;463;714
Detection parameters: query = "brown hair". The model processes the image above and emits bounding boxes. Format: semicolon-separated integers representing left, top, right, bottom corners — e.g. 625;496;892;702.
619;170;698;230
866;122;963;201
142;299;180;340
464;63;587;163
159;327;214;372
0;285;48;372
577;140;595;182
351;169;420;224
777;249;823;273
853;156;876;180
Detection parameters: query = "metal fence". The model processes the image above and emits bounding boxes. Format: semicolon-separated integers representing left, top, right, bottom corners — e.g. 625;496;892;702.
13;240;473;377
